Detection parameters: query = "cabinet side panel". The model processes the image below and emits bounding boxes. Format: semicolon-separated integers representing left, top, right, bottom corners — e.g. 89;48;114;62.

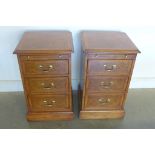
17;55;30;111
121;58;137;109
80;53;88;110
68;53;73;111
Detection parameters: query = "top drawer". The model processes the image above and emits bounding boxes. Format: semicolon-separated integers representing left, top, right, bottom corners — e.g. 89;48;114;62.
87;60;132;75
20;60;69;75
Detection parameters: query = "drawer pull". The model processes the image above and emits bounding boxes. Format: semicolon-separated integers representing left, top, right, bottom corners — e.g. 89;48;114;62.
104;64;117;71
27;56;30;60
39;65;54;72
100;81;113;88
41;82;55;89
98;98;111;104
43;100;56;107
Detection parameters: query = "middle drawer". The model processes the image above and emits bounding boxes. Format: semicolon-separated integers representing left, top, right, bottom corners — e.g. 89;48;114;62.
86;76;128;93
25;77;68;94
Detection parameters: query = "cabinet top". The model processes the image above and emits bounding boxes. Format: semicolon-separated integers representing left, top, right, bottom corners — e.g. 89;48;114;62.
14;31;73;54
81;31;140;53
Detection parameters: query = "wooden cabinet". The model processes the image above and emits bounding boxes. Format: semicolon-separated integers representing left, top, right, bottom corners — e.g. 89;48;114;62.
79;31;140;119
14;31;74;121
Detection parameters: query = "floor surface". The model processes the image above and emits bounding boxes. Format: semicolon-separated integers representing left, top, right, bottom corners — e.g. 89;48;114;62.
0;89;155;129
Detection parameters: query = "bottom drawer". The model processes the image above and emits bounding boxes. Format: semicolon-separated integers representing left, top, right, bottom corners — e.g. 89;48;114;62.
84;93;125;110
28;94;70;112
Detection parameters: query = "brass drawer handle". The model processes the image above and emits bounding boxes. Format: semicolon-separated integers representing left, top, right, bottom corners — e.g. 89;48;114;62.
59;55;63;58
43;100;56;107
41;82;55;89
100;81;113;88
104;64;117;71
27;56;30;60
98;98;111;105
39;65;54;72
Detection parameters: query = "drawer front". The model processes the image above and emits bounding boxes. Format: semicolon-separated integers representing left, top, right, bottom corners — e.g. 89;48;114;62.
21;60;68;75
26;77;68;94
84;93;124;110
29;94;69;112
20;54;70;60
86;76;128;92
87;60;132;75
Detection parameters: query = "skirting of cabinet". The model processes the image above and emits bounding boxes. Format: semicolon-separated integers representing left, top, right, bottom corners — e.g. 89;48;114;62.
80;110;125;119
27;112;74;121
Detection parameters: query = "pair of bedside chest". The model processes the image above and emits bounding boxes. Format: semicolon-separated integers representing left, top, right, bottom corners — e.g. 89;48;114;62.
14;31;140;121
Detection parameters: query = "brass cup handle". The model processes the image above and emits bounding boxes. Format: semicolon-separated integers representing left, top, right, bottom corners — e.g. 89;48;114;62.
41;82;55;89
98;98;111;105
59;55;63;58
43;100;56;107
39;65;54;72
104;64;117;71
100;81;113;88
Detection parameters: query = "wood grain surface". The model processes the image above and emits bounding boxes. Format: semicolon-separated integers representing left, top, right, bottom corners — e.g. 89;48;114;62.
80;31;140;119
81;31;140;53
14;31;73;54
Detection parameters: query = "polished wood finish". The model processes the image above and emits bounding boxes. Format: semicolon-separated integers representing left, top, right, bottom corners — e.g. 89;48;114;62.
14;31;73;53
81;31;140;53
87;54;136;59
80;110;125;119
87;59;132;75
21;59;69;75
14;31;73;121
25;77;68;94
20;54;70;60
84;93;124;110
86;76;128;93
27;112;74;121
80;31;140;119
29;94;69;112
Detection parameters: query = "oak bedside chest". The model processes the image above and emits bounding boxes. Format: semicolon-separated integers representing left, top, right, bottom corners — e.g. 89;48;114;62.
14;31;74;121
79;31;140;119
